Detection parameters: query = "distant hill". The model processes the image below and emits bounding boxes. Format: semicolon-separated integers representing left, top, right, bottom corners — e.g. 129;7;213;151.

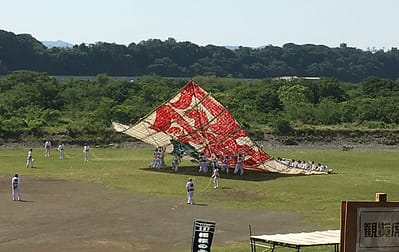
2;28;399;82
42;40;73;48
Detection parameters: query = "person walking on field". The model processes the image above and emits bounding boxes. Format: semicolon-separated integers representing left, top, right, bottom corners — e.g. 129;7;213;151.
26;148;33;168
44;140;52;157
83;144;90;161
221;156;230;174
11;174;21;201
198;152;208;173
210;154;219;172
186;178;195;205
159;146;166;168
58;143;65;160
211;168;220;188
152;147;162;169
234;153;244;175
172;154;180;172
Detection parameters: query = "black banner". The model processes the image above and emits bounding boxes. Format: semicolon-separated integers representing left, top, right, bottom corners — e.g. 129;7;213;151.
192;219;216;252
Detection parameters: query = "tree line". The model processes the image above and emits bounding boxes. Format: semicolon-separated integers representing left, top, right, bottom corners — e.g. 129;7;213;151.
2;29;399;82
0;71;398;144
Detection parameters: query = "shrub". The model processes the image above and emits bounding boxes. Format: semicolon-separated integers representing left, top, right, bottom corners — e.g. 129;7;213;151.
272;118;294;135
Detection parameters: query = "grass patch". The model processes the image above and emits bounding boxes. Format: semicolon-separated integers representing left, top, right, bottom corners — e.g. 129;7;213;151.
1;146;399;251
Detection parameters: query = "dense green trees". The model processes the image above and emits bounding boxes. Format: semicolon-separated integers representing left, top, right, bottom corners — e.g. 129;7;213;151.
1;71;398;143
3;29;399;82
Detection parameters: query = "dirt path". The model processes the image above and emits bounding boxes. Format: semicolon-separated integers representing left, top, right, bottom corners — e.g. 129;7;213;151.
0;175;313;252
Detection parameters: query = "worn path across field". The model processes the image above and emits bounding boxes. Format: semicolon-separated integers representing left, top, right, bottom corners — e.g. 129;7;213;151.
0;175;314;252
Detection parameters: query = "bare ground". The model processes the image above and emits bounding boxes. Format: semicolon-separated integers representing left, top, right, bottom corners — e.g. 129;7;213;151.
0;175;314;252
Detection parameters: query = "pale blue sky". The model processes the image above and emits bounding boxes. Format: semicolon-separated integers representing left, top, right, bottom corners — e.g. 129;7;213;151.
1;0;398;50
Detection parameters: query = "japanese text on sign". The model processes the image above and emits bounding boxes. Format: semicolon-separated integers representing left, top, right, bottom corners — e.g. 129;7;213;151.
357;208;399;251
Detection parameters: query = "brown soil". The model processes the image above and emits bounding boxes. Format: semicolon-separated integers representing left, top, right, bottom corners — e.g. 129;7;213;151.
0;175;314;252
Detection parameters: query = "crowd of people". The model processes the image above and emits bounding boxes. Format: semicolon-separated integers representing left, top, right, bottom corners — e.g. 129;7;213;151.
13;141;91;202
150;149;246;177
276;157;331;173
13;143;332;207
150;149;249;205
16;143;250;206
25;141;91;168
150;146;166;169
196;152;245;176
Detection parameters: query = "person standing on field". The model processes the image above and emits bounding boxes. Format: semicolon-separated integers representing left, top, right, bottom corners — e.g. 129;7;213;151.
234;153;244;175
172;154;180;172
198;152;208;173
160;146;166;168
44;140;52;157
221;156;230;174
83;144;90;161
58;143;65;160
26;148;33;168
210;154;219;172
11;174;21;201
152;147;162;169
211;168;220;188
186;178;195;205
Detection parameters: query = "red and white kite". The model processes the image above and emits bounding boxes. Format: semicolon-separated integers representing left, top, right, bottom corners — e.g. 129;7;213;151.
113;81;328;174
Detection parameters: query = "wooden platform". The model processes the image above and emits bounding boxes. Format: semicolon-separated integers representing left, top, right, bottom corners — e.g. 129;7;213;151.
250;229;340;251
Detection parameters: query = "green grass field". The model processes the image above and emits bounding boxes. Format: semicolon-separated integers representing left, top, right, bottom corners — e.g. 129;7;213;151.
1;146;398;251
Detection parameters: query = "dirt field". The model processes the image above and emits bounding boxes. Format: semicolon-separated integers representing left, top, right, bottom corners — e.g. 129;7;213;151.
0;175;314;252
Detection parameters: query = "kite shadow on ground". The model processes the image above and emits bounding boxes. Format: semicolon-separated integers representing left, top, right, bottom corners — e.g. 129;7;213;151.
140;166;301;182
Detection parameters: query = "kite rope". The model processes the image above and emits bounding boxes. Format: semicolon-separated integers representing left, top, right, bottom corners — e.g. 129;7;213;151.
198;177;213;193
91;150;101;160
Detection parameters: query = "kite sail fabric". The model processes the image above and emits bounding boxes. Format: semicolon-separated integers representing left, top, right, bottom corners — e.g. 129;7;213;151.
112;81;328;175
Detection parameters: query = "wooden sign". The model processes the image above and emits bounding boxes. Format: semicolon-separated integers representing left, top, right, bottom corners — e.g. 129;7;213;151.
341;193;399;252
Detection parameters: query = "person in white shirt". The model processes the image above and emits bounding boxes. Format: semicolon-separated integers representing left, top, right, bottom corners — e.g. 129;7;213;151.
44;140;52;157
150;148;158;169
172;154;180;172
58;143;65;160
198;152;208;173
159;146;166;168
221;156;230;174
26;148;33;168
311;161;317;171
154;147;162;169
234;153;244;175
210;154;219;172
186;178;195;204
11;174;21;201
211;168;220;188
83;144;90;161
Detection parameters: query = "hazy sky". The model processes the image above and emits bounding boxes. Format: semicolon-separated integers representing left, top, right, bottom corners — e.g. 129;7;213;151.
1;0;398;50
